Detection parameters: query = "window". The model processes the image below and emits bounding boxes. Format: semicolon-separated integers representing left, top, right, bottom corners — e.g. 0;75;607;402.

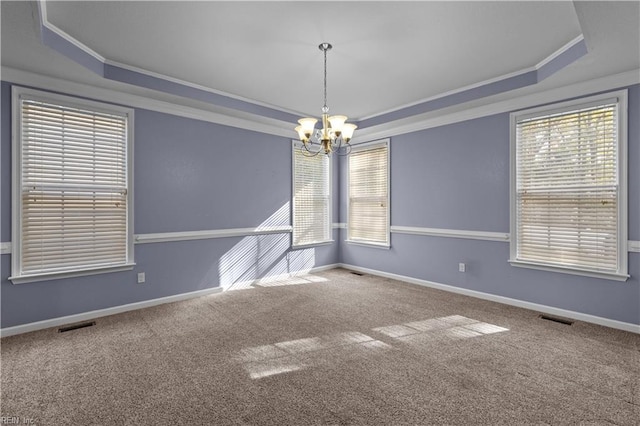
510;91;628;281
11;87;134;283
347;139;390;247
292;143;331;246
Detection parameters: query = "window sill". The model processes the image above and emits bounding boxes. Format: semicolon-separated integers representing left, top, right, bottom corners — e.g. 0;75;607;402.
508;259;629;282
9;263;136;284
346;240;391;250
292;240;334;249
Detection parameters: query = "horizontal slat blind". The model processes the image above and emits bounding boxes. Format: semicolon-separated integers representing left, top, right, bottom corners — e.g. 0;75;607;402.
19;98;128;275
515;102;619;272
348;143;389;245
293;148;330;246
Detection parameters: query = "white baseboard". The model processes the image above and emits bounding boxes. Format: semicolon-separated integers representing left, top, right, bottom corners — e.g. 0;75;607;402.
3;262;637;337
0;286;222;338
338;263;640;334
0;263;340;338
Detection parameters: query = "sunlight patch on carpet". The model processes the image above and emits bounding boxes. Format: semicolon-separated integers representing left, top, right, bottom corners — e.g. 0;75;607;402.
256;274;329;287
245;359;306;380
237;331;390;379
374;315;509;343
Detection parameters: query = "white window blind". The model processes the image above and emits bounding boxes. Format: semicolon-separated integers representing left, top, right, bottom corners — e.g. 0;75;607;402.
12;89;134;282
292;146;331;246
512;95;627;278
348;141;389;246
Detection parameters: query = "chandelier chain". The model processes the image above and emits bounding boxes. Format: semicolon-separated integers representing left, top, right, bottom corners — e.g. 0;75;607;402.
323;46;328;109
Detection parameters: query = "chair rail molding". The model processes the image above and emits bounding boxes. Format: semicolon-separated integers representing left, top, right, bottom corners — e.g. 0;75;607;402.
391;226;510;242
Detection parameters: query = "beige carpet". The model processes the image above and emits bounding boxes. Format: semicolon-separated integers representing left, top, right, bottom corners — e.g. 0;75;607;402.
1;268;639;425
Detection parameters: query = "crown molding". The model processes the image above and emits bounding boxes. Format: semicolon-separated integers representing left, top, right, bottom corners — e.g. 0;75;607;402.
356;36;587;126
353;69;640;143
104;59;304;118
36;0;300;123
37;0;105;63
36;0;593;129
357;67;537;123
535;35;584;70
1;66;294;138
3;65;637;147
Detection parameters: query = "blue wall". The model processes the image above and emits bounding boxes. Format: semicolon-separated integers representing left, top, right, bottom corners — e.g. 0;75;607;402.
341;85;640;326
0;81;339;328
1;80;638;329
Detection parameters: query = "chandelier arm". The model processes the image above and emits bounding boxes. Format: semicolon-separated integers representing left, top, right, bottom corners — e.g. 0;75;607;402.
300;138;323;157
335;142;352;156
301;144;322;157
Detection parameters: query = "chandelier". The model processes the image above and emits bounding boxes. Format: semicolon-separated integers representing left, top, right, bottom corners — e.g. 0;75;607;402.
295;43;357;156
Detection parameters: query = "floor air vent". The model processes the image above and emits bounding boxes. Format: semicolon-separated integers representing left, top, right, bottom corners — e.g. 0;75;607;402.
351;272;364;276
539;314;574;326
58;321;96;333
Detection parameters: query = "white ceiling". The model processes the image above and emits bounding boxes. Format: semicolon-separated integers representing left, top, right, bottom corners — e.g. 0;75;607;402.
1;1;639;122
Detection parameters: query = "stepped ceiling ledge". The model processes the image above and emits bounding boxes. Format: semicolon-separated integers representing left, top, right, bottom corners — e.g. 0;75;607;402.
1;1;638;135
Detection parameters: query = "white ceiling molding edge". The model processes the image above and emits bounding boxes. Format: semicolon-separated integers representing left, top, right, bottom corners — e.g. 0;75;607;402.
36;0;301;119
40;3;286;115
103;58;304;117
358;35;585;122
1;67;295;138
352;69;640;144
3;66;637;143
36;0;588;125
535;35;584;70
37;0;105;62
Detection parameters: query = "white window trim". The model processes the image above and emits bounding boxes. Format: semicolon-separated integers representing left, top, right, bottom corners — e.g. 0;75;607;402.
291;141;333;248
509;90;628;282
346;139;391;248
10;86;135;284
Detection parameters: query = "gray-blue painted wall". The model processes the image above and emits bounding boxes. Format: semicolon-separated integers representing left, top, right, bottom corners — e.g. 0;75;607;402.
341;84;640;326
0;81;339;328
1;80;638;329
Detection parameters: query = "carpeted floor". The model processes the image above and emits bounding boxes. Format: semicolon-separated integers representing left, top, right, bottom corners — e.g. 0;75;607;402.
1;268;639;425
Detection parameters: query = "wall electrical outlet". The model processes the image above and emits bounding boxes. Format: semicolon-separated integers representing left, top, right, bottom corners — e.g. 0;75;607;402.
458;263;466;273
137;272;146;283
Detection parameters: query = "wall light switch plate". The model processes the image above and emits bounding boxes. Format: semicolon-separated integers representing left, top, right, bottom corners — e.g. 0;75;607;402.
458;263;466;273
137;272;145;283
